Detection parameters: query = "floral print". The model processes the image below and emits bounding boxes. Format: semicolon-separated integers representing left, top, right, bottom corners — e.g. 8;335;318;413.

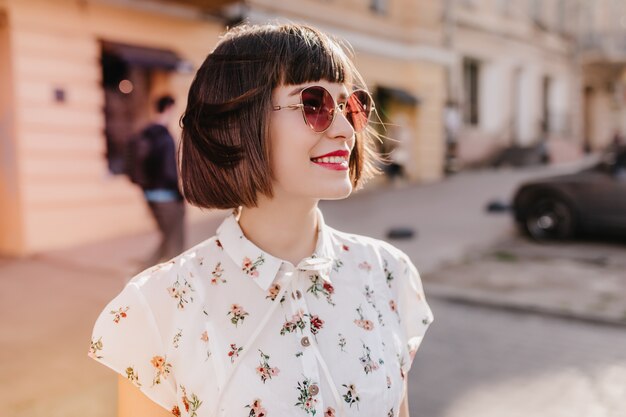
200;330;211;360
150;355;172;386
256;350;280;383
245;399;267;417
364;285;385;327
88;337;103;359
397;353;406;380
342;383;360;409
333;258;343;272
211;262;226;285
280;310;307;335
306;274;335;306
358;342;381;374
358;261;372;272
180;385;203;417
266;283;285;303
354;305;375;331
172;329;183;348
338;333;347;352
88;208;433;417
306;314;325;335
383;259;394;287
167;275;195;310
227;304;249;327
228;343;243;363
110;306;129;323
125;366;141;387
242;255;265;277
295;378;319;416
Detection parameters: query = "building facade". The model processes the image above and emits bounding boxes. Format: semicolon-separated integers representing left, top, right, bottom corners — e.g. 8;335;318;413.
578;0;626;151
443;0;583;166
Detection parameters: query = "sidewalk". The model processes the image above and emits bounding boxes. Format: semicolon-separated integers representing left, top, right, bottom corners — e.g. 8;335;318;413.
423;235;626;327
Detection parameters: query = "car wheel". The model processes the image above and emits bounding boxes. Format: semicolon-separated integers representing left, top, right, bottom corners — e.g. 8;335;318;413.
524;196;576;240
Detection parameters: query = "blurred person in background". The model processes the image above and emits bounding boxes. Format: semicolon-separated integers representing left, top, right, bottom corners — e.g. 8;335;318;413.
609;129;624;151
125;94;185;268
444;100;461;174
90;24;433;417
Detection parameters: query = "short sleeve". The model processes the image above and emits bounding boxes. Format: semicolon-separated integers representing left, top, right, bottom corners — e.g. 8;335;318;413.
395;253;434;371
88;281;178;412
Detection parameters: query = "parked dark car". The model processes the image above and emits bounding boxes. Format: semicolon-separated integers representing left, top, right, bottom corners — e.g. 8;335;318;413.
513;146;626;240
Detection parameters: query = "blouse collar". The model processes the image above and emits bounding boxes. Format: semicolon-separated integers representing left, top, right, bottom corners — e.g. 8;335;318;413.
216;206;336;292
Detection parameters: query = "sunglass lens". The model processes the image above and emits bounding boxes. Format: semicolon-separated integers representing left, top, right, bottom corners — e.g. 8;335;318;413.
346;90;372;133
301;87;334;132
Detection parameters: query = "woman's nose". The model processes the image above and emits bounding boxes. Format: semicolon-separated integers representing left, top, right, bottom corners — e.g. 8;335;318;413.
327;106;355;139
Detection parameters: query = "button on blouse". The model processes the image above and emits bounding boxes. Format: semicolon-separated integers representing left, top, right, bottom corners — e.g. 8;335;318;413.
89;208;433;417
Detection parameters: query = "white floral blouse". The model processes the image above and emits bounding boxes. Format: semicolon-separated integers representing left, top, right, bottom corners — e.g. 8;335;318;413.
89;207;433;417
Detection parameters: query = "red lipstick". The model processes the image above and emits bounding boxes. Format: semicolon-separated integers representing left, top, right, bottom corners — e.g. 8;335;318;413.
310;150;350;171
311;150;350;159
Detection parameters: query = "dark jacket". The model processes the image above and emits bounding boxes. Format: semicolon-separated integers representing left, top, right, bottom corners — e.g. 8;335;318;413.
142;123;182;197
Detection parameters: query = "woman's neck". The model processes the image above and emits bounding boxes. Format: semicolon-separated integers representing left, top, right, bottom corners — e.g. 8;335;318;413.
237;197;319;267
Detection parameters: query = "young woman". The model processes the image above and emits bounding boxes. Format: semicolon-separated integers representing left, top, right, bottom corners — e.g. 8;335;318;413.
89;24;433;417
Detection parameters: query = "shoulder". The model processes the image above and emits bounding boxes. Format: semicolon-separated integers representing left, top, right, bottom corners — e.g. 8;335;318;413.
327;226;411;266
127;236;221;305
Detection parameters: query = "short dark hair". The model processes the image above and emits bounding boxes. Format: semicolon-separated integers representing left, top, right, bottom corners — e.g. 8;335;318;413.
180;24;381;209
156;95;175;113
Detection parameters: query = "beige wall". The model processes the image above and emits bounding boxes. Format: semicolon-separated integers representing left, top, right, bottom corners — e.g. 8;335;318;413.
249;0;443;44
355;53;446;182
0;7;25;255
3;0;224;255
448;0;580;164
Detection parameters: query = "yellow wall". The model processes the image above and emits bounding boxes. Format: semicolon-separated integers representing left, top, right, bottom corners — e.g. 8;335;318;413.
355;53;446;182
4;0;224;255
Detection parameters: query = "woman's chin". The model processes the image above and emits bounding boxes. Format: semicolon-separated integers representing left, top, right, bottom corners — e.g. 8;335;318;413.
318;183;353;200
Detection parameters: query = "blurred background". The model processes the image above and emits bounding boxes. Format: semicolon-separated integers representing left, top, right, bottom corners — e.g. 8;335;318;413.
0;0;625;416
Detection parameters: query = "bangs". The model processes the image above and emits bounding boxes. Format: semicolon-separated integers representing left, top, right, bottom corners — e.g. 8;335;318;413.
277;26;354;87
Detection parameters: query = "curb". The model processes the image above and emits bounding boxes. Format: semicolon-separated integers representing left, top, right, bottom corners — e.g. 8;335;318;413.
425;284;626;328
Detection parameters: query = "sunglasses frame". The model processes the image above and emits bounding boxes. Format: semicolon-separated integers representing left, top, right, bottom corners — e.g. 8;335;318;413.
272;86;375;134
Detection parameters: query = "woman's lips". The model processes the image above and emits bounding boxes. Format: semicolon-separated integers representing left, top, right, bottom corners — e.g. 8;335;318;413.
310;157;349;171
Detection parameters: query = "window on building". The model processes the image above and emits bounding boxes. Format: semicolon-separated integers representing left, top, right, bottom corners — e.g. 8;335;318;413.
370;0;387;14
463;58;480;126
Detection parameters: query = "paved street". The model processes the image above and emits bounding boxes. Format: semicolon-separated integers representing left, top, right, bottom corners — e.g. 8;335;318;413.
409;297;626;417
3;160;625;417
